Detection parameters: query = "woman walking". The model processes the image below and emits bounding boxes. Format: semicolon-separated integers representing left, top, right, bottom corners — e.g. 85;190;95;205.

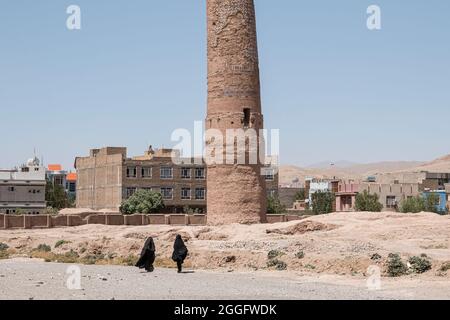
136;237;156;272
172;234;188;273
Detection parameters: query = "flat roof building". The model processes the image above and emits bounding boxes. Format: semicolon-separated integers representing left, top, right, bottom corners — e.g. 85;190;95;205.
75;146;278;214
0;157;46;214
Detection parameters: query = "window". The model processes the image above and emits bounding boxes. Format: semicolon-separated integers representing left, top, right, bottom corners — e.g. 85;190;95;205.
195;168;206;180
161;187;173;200
126;167;137;178
386;196;397;209
243;108;250;127
181;168;191;179
141;167;152;178
68;182;76;193
264;168;275;181
160;167;173;179
195;188;206;200
181;188;191;200
8;187;15;192
126;187;137;199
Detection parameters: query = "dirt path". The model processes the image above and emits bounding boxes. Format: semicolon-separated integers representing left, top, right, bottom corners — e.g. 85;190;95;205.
1;259;449;300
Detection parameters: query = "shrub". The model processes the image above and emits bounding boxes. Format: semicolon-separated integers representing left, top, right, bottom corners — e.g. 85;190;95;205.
120;190;165;214
371;253;382;261
310;191;334;215
267;196;286;214
355;191;383;212
295;251;305;259
439;262;450;272
267;250;283;259
36;244;51;252
0;243;9;251
408;255;432;274
304;264;316;270
387;253;408;277
267;259;287;270
400;196;425;213
55;240;70;248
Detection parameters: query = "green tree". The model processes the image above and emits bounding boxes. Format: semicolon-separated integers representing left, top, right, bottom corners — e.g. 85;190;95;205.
45;180;70;210
400;196;425;213
120;189;165;215
267;195;286;214
294;189;306;201
310;191;334;215
424;193;441;214
355;190;383;212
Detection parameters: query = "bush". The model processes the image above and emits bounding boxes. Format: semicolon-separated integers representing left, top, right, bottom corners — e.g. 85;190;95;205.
387;253;408;277
294;189;306;201
268;250;283;259
295;251;305;259
439;262;450;272
120;190;165;215
267;259;287;271
408;255;432;274
355;191;383;212
36;244;51;252
267;196;286;214
310;191;334;215
0;243;9;251
55;240;70;248
400;196;425;213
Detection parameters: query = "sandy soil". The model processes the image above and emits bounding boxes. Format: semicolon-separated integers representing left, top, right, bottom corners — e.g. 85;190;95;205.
1;212;450;279
1;258;449;300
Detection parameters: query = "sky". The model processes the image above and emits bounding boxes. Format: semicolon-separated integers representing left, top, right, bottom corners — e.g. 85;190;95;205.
0;0;449;170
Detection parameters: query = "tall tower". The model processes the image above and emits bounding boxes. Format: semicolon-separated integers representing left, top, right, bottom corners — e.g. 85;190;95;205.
206;0;267;225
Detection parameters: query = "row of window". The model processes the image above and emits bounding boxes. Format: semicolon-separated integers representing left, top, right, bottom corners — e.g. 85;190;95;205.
126;187;206;201
5;187;42;194
126;167;206;180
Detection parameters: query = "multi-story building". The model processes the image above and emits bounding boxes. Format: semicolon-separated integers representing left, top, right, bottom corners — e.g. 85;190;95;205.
0;157;46;214
335;181;421;212
75;146;279;213
46;164;77;199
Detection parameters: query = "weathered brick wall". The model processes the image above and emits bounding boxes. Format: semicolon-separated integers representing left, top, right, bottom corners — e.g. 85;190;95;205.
6;215;24;229
148;214;166;225
51;215;68;227
189;215;207;225
106;215;124;226
86;215;107;225
0;214;304;229
267;215;286;223
168;214;188;225
29;215;48;228
124;214;143;226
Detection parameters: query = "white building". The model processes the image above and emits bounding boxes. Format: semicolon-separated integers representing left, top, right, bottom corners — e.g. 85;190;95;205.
0;157;46;214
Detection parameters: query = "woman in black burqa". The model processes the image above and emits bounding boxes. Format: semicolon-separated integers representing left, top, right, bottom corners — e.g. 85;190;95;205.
172;234;188;273
135;237;156;272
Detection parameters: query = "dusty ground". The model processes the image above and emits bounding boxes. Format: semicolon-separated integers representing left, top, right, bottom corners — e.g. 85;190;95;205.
1;258;449;300
1;212;450;299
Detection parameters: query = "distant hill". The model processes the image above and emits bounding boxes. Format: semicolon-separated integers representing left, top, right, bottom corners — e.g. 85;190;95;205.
279;155;450;186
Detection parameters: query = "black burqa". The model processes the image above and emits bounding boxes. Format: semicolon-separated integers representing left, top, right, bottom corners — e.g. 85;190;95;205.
136;237;156;272
172;235;188;273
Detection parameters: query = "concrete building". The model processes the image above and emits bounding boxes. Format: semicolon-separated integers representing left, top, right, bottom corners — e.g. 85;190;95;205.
420;172;450;191
335;183;359;212
336;181;421;212
423;190;448;214
206;0;267;225
278;187;303;209
75;146;278;214
0;157;46;214
46;164;77;200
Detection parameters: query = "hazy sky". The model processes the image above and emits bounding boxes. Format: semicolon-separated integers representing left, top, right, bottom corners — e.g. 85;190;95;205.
1;0;449;170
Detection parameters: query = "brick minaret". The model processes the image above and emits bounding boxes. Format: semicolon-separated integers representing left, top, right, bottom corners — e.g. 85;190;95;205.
206;0;267;225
